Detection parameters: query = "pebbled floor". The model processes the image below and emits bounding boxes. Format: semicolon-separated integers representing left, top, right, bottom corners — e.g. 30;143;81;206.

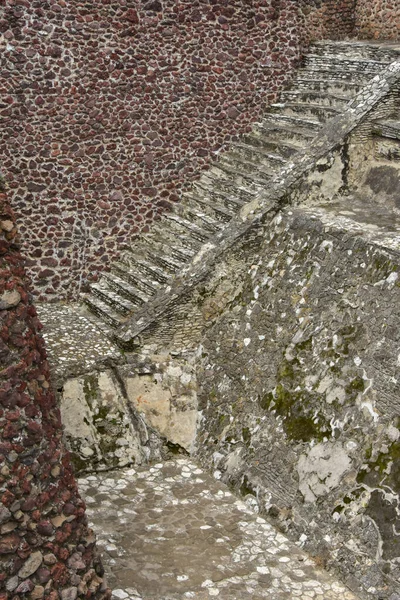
78;459;360;600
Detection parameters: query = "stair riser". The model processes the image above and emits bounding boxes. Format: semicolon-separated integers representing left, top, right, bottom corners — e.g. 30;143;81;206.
227;147;285;169
105;280;146;307
185;196;233;223
295;69;369;84
265;114;321;132
112;264;159;295
192;183;250;209
92;288;133;315
294;80;362;97
164;218;210;244
84;299;121;328
150;226;201;253
199;175;263;197
281;92;349;109
375;139;400;162
304;56;385;75
176;207;224;234
272;105;337;123
242;134;298;159
254;125;312;147
121;257;170;285
310;43;400;62
209;164;271;186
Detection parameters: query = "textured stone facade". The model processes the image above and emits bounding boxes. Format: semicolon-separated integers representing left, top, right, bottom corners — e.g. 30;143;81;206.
355;0;400;41
0;187;109;600
1;0;356;301
194;205;400;599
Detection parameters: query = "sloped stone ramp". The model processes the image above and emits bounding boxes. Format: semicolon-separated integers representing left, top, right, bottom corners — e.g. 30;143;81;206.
79;459;359;600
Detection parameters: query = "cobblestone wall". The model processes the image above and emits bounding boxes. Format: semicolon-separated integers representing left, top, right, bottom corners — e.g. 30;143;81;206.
355;0;400;41
1;0;356;301
0;186;109;600
194;207;400;599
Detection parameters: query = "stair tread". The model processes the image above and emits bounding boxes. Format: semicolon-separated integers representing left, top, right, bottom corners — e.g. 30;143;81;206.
191;181;250;205
123;254;172;283
103;273;150;304
84;295;124;325
228;141;287;164
112;262;161;293
184;191;235;220
165;213;211;237
280;90;351;103
92;283;137;311
211;160;274;182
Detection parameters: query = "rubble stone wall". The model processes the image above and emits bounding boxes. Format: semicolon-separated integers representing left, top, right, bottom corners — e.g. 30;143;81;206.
194;207;400;599
0;187;109;600
355;0;400;41
1;0;356;301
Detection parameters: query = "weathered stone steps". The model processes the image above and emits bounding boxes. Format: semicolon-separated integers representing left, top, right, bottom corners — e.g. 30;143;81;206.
373;119;400;140
83;41;397;330
280;90;350;108
304;54;392;74
293;78;364;97
311;40;400;62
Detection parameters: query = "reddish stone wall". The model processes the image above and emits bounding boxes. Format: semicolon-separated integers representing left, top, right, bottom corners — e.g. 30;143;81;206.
1;1;356;301
0;187;109;600
355;0;400;41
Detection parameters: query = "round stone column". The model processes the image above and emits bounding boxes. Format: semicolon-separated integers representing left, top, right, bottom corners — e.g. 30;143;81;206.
0;186;110;600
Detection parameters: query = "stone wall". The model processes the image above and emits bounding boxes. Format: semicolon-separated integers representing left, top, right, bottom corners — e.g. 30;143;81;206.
0;187;109;600
355;0;400;41
194;207;400;599
0;0;357;301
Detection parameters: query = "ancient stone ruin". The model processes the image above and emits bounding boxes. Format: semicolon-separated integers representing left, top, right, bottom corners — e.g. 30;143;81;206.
1;1;400;600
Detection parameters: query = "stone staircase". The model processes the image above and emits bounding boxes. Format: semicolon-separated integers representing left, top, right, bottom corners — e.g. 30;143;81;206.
83;41;400;333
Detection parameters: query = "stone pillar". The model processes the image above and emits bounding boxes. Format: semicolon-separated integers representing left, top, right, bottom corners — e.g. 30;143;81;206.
0;185;110;600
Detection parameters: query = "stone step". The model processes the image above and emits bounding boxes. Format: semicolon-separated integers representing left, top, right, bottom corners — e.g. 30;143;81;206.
292;77;364;97
263;112;322;133
199;171;264;197
122;253;172;284
145;249;187;274
182;207;225;233
228;141;287;168
373;119;400;141
217;151;277;176
270;102;340;124
138;230;198;262
310;41;400;62
191;180;252;209
150;221;202;253
183;191;235;223
91;283;137;315
209;160;273;185
253;121;316;148
241;132;301;158
111;261;161;295
372;119;400;161
102;273;151;306
164;213;211;243
83;295;125;328
304;54;389;75
294;67;370;85
280;90;350;109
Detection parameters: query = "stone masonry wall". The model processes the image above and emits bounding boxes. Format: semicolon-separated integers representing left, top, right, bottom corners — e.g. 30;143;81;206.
0;187;109;600
355;0;400;41
194;208;400;599
0;0;356;301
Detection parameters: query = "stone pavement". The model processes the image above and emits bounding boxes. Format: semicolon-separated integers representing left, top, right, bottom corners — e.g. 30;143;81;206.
36;303;122;384
78;459;360;600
